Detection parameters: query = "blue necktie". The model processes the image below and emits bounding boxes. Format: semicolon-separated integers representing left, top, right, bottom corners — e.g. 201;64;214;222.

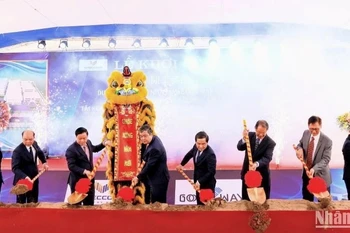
255;138;260;150
195;151;201;163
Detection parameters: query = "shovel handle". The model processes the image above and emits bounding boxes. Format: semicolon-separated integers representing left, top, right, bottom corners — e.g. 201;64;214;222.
88;149;107;180
243;120;254;168
137;160;146;174
130;160;146;188
176;167;200;192
31;169;46;182
293;144;313;179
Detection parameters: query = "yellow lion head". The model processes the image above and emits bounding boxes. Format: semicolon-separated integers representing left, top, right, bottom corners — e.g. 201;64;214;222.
105;66;148;104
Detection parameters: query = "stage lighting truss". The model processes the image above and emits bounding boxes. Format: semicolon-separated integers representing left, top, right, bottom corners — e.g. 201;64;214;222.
0;36;349;53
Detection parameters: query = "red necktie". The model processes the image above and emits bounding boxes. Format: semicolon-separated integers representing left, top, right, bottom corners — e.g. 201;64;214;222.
306;137;315;169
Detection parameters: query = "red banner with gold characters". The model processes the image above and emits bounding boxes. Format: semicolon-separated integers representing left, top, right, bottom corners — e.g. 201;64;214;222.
114;104;141;181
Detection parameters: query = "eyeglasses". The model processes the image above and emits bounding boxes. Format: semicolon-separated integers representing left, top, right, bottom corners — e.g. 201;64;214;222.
309;128;320;131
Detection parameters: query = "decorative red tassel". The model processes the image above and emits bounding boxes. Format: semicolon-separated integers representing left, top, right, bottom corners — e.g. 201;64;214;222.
17;179;33;190
244;170;263;188
117;187;134;202
199;189;214;203
75;178;91;193
307;177;327;194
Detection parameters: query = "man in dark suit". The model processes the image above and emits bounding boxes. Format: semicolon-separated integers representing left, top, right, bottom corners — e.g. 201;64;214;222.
65;127;107;206
132;124;170;203
177;131;217;205
11;130;49;203
295;116;332;201
237;120;276;201
0;147;3;196
342;133;350;200
140;143;151;204
342;134;350;200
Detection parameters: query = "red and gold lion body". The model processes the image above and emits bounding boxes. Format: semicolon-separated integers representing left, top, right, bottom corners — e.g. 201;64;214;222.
102;66;156;203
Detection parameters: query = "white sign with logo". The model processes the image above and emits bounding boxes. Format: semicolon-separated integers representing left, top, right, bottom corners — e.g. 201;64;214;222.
79;59;108;71
174;179;242;205
64;180;112;205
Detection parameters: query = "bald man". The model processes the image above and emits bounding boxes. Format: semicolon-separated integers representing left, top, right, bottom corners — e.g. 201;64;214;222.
11;130;49;203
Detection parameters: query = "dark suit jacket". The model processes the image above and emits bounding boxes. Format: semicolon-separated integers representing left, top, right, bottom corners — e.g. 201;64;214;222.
65;140;105;188
0;148;3;184
180;145;217;190
137;136;170;185
237;132;276;180
11;141;47;185
342;134;350;180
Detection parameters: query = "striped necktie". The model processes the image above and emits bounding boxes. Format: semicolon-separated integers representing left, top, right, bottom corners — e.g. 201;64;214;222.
83;146;90;161
255;138;260;150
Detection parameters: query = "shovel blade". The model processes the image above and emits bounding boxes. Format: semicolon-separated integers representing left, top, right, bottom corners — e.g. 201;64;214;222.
67;191;88;205
314;191;331;200
247;187;266;204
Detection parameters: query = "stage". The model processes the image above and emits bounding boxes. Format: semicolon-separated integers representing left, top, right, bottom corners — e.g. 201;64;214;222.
1;200;350;233
0;158;348;204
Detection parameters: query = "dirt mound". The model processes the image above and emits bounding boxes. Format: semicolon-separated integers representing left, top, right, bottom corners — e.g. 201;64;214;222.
1;199;350;211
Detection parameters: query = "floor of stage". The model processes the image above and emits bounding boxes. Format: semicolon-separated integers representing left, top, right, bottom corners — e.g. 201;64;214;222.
0;204;348;233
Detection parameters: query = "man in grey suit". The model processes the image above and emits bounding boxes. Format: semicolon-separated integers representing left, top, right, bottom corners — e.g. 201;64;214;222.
295;116;332;201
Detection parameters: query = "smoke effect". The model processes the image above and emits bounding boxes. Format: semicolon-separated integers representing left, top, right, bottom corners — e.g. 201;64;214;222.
1;23;350;169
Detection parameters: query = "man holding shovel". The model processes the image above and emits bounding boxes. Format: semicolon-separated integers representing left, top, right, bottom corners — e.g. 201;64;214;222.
11;130;49;203
65;127;110;206
294;116;332;201
177;131;217;205
237;120;276;201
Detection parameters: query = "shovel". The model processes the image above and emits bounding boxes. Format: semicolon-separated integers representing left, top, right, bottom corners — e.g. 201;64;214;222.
117;160;146;202
293;145;330;200
243;119;266;204
10;169;46;195
176;167;214;204
67;149;107;204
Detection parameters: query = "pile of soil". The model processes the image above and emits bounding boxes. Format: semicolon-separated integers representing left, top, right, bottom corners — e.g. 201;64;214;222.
1;199;349;211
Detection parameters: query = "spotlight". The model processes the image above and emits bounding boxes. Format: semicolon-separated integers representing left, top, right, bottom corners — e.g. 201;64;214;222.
82;39;91;48
159;38;169;47
184;38;194;48
108;39;116;48
37;40;46;49
59;40;68;49
209;38;217;46
132;39;141;48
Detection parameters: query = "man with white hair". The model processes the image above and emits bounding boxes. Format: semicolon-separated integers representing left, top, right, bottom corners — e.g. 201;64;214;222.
11;130;49;203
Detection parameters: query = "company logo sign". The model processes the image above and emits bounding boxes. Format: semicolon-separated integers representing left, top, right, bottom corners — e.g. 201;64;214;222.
95;182;109;193
64;180;112;205
79;59;108;71
175;179;242;205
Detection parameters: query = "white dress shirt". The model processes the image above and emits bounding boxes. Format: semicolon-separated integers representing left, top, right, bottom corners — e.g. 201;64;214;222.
26;146;36;160
26;145;40;165
195;150;202;163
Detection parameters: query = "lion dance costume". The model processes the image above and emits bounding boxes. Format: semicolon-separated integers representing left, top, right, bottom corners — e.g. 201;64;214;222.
102;66;156;204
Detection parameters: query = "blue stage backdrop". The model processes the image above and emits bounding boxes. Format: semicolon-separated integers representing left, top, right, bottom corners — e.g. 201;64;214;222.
1;47;350;171
0;47;349;203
